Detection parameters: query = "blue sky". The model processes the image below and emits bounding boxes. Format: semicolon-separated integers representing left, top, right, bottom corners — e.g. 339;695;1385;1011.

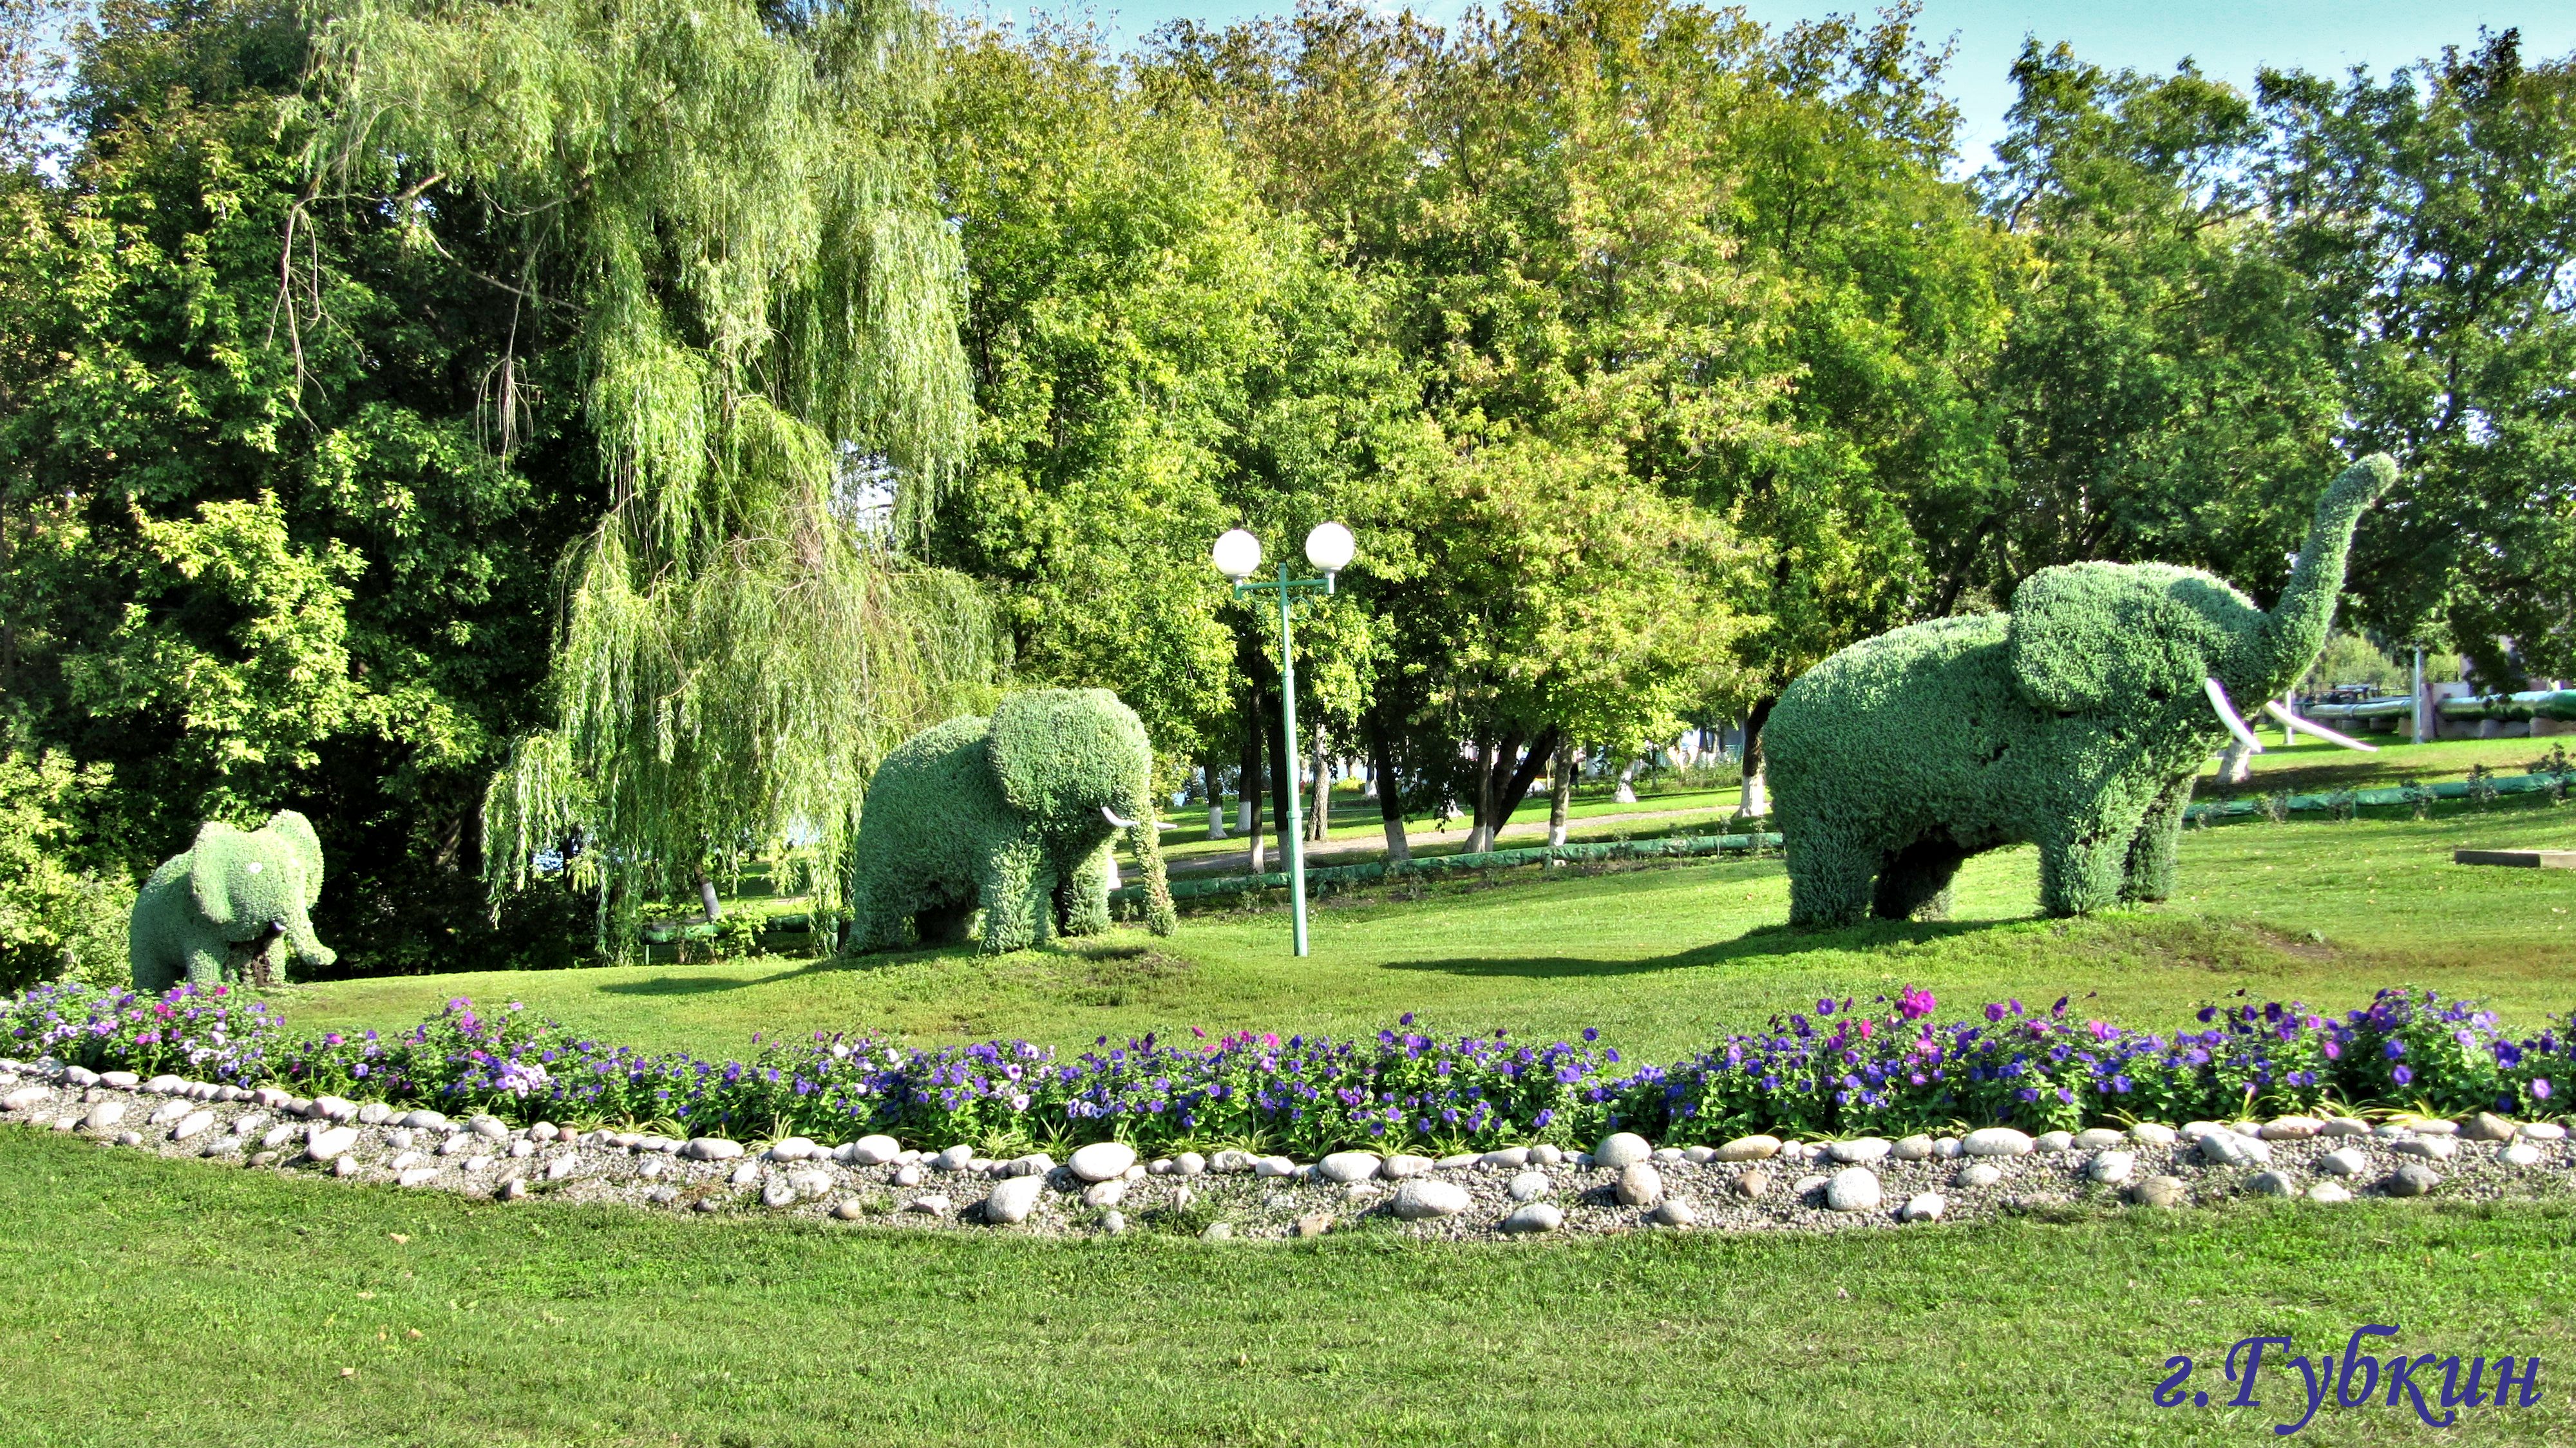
997;0;2576;169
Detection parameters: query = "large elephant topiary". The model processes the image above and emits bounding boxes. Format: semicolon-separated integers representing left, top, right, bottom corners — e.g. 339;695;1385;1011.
845;689;1177;955
1767;455;2395;926
129;810;336;991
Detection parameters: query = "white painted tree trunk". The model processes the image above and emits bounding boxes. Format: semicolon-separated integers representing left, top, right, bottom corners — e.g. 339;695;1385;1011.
1547;738;1574;847
1613;757;1640;805
1735;768;1767;819
2217;738;2253;784
1204;765;1227;839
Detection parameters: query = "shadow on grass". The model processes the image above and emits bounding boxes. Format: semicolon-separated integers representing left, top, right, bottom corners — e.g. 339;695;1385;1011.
597;959;850;996
1379;915;2029;979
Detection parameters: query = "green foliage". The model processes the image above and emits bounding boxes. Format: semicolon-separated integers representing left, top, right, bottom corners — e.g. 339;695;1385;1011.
1767;459;2392;926
2258;32;2576;680
847;689;1173;955
304;0;1002;942
1978;43;2345;605
128;808;334;991
0;0;601;973
0;742;131;992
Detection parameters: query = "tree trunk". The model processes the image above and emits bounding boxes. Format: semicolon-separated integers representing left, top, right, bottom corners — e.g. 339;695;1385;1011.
1264;689;1294;865
1613;757;1640;804
1464;736;1500;853
1466;727;1558;853
1548;737;1575;848
1308;725;1331;842
1240;709;1265;873
697;870;722;922
1367;716;1410;864
1736;694;1777;821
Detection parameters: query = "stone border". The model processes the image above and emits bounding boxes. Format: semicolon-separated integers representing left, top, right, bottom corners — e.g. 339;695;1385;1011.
6;1060;2570;1241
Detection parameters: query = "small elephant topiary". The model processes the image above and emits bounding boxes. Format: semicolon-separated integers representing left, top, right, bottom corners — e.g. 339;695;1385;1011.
129;810;336;991
1766;455;2395;926
845;689;1177;955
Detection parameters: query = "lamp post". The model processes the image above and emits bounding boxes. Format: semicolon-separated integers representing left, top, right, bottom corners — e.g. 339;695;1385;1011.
1214;521;1355;958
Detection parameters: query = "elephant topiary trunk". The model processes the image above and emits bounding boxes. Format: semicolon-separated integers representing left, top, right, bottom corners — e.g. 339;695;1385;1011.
128;810;336;991
1767;455;2396;927
845;689;1177;955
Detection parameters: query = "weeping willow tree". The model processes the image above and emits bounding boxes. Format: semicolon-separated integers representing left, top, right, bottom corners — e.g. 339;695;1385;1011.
305;0;998;948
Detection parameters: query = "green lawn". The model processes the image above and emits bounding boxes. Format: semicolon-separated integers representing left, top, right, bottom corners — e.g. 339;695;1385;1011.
6;1129;2570;1447
19;765;2576;1447
283;799;2576;1063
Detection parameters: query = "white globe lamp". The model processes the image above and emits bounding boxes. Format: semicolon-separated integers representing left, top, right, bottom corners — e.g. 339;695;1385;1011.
1303;521;1355;580
1212;528;1263;582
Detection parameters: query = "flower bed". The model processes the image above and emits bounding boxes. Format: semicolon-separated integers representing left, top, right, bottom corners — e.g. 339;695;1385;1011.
2;982;2563;1157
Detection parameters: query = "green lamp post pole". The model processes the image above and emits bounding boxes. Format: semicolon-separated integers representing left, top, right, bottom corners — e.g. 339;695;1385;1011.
1214;522;1356;958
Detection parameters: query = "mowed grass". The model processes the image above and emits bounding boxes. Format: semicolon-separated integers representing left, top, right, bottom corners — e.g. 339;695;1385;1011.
285;799;2576;1063
5;1129;2571;1448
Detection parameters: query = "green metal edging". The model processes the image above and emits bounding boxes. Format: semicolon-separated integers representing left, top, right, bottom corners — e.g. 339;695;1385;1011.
2181;770;2571;823
1120;832;1785;905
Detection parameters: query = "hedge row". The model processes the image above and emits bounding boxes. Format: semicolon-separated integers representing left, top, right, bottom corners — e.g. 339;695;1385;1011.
4;982;2564;1158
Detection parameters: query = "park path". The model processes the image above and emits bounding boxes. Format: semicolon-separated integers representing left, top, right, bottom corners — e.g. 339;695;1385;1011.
1162;800;1744;878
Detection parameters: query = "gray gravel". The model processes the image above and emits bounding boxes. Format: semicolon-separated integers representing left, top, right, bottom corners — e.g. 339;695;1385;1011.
5;1058;2573;1243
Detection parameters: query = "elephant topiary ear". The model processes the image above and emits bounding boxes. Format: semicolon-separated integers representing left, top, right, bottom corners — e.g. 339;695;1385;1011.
2009;562;2260;714
265;809;325;908
987;691;1071;815
189;823;243;928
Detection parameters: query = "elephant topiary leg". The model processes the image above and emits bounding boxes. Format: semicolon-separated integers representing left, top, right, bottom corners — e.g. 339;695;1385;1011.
1785;825;1877;928
184;938;229;987
2120;778;2194;904
2036;810;2145;917
1056;846;1112;938
974;834;1053;953
1873;838;1971;921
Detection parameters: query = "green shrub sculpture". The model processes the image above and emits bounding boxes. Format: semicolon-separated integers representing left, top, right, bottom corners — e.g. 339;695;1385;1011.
1767;455;2396;926
128;810;336;990
845;689;1177;954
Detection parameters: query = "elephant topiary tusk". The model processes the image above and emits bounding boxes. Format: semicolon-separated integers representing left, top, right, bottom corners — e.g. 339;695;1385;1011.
2204;678;2267;756
2263;700;2378;752
1101;806;1140;829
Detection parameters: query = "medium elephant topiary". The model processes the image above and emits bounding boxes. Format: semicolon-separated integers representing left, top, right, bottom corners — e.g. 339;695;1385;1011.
845;689;1177;955
1767;455;2396;926
129;810;336;991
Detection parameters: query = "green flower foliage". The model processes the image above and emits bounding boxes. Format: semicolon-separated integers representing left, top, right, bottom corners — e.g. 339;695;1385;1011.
846;689;1174;955
1768;457;2394;926
128;808;334;991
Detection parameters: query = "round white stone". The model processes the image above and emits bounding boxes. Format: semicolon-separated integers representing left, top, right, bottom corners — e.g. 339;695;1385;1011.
2306;1181;2353;1203
2318;1147;2369;1177
681;1137;745;1162
1900;1192;1945;1223
1825;1167;1882;1212
1378;1154;1433;1179
1891;1135;1936;1161
1069;1142;1138;1182
2087;1150;2134;1185
982;1175;1047;1224
1507;1170;1552;1202
1827;1138;1891;1164
1503;1202;1564;1234
305;1126;359;1163
1714;1134;1781;1162
2127;1122;2179;1145
1956;1162;2003;1189
1391;1178;1472;1220
2032;1131;2075;1153
1960;1127;2033;1157
1592;1132;1653;1169
1316;1151;1380;1184
2503;1143;2543;1167
2246;1169;2298;1197
1616;1163;1663;1207
2072;1128;2126;1150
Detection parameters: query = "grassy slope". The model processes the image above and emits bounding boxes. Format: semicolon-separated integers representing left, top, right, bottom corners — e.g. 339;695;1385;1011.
283;801;2576;1063
6;1130;2570;1448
